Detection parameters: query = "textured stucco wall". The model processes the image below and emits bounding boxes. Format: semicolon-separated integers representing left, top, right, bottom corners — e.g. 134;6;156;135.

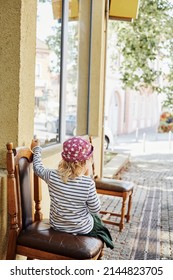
0;0;37;168
18;0;37;147
0;0;21;166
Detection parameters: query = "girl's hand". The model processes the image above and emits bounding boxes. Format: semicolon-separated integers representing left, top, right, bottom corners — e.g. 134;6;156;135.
31;139;40;150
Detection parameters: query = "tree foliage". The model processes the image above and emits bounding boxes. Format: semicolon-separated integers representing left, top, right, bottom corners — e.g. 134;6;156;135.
108;0;173;109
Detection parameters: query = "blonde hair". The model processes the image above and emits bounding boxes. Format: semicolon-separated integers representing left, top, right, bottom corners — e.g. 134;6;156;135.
58;159;87;183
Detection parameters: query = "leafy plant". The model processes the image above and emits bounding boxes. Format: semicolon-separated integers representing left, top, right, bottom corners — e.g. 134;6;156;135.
108;0;173;109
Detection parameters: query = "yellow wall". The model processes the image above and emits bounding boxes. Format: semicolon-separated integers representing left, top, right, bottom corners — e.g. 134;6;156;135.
0;0;37;168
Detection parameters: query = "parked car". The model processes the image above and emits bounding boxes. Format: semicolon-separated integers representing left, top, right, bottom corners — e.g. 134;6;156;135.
35;112;113;148
65;114;76;136
45;114;76;135
34;112;76;135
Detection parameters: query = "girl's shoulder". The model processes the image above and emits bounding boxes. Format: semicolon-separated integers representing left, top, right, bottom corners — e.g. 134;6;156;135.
48;169;60;179
79;175;94;184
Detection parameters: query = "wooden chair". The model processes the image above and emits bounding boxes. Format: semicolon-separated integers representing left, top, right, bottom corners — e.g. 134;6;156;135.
6;143;103;260
90;137;134;232
94;177;133;232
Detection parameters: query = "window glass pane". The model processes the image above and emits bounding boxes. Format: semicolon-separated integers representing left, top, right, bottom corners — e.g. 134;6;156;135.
34;0;91;144
65;0;91;138
65;1;79;138
34;0;61;145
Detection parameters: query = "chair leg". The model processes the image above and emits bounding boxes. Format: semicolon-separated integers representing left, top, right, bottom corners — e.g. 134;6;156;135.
119;193;128;231
126;191;133;223
6;229;18;260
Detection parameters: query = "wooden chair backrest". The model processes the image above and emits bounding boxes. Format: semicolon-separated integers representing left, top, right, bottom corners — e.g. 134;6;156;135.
6;143;42;236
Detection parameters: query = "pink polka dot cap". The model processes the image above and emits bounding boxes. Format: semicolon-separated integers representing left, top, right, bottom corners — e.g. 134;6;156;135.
61;137;94;162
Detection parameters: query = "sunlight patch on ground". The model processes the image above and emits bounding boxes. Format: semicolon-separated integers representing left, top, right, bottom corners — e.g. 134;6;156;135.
165;176;173;180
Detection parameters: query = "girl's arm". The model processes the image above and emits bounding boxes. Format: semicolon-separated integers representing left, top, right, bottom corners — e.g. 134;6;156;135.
31;139;51;183
86;181;101;214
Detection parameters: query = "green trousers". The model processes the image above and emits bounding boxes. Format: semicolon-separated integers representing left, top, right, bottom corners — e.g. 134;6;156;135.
85;214;114;249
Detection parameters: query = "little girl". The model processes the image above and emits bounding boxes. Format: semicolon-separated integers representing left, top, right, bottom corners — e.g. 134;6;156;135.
31;136;114;249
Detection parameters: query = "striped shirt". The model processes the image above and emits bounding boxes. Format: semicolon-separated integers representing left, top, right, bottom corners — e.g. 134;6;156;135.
32;146;101;234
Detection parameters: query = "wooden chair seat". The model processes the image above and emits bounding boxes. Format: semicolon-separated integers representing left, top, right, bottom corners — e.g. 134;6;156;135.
17;219;103;260
94;177;134;232
95;177;134;192
6;143;103;260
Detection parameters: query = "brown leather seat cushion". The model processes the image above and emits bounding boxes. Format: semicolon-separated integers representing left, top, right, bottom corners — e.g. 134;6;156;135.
17;219;103;259
95;178;134;192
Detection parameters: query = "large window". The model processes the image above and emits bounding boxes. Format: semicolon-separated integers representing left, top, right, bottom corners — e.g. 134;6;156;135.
34;0;61;145
34;0;91;146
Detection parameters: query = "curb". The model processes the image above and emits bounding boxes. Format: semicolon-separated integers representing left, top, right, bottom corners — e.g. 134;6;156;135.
103;153;130;178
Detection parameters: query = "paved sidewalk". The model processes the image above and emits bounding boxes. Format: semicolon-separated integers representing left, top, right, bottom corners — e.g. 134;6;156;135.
100;127;173;260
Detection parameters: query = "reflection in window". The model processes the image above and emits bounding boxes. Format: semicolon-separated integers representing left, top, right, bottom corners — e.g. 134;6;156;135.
35;63;41;78
34;0;90;145
34;0;61;145
65;4;79;138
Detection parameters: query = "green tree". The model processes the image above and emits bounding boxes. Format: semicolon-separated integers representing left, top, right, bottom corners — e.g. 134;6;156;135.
108;0;173;109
